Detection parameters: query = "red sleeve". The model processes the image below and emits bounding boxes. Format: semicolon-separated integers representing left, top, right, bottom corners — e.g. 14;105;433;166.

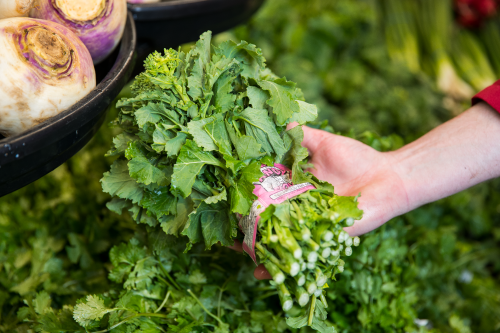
472;80;500;113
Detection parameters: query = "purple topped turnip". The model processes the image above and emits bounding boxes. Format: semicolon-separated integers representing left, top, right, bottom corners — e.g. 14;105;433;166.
30;0;127;64
0;0;35;19
0;18;96;137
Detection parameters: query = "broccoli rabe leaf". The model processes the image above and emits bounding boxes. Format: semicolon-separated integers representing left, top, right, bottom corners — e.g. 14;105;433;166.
126;142;166;186
101;160;144;204
257;78;300;125
171;140;226;197
229;160;262;215
290;100;318;125
182;201;238;251
237;107;287;158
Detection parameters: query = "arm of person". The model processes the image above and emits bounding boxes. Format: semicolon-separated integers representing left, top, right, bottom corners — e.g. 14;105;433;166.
301;101;500;237
252;101;500;279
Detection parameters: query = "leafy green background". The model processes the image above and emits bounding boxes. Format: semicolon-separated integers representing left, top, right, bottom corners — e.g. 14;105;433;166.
1;0;500;332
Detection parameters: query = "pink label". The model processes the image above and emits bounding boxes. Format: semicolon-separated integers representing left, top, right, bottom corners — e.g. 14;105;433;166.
239;164;315;263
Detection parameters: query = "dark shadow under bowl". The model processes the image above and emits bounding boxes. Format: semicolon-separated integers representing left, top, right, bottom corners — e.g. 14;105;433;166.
129;0;264;74
0;12;137;197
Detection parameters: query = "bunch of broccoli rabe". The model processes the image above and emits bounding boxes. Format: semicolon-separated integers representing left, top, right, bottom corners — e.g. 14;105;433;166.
100;31;363;331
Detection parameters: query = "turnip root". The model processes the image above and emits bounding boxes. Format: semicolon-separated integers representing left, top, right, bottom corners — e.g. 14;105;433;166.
30;0;127;64
0;18;96;137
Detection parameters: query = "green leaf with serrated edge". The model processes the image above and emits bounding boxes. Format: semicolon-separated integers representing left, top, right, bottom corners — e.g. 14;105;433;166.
223;153;247;174
281;126;310;185
160;196;194;236
101;160;144;204
187;103;199;118
106;198;130;215
141;187;177;218
73;295;113;327
188;57;204;101
165;132;188;157
187;31;212;100
33;291;51;315
195;31;212;67
37;307;82;332
215;39;266;78
136;102;186;131
244;122;273;155
106;132;137;157
237;107;287;158
257;78;300;125
126;142;166;186
109;239;147;284
230;160;262;215
212;61;241;112
247;86;270;109
117;89;175;108
129;205;158;227
205;187;227;204
151;124;174;153
290;100;318;125
182;201;238;251
187;116;220;151
225;121;264;161
204;115;232;156
171;140;225;198
328;196;363;221
134;102;165;128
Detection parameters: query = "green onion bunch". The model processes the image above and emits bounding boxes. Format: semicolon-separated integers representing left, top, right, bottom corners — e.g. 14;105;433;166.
254;190;362;326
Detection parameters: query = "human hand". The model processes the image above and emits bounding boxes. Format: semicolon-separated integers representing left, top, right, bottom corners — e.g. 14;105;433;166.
251;125;410;279
252;103;500;280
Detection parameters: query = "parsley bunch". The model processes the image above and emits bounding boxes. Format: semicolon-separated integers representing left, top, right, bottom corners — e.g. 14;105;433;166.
101;31;363;330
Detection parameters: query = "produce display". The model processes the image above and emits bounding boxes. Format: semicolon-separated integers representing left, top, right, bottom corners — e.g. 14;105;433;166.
378;0;500;99
98;30;365;330
0;0;34;19
30;0;128;64
0;17;96;137
1;0;500;332
0;0;128;138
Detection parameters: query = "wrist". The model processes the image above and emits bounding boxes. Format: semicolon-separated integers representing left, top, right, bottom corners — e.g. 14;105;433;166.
345;151;410;236
390;102;500;212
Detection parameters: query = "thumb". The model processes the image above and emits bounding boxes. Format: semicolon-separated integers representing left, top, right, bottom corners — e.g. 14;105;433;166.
301;126;333;155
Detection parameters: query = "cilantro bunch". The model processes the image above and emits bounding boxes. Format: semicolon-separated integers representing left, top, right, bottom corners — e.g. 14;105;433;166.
100;31;363;330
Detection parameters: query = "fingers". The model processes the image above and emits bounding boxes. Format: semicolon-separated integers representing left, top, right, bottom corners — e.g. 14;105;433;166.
253;264;272;280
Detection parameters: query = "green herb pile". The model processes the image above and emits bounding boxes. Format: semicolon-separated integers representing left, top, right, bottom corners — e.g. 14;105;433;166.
99;29;368;330
1;0;500;332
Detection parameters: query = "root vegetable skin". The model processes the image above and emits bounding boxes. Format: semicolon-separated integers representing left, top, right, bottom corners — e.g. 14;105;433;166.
0;18;96;137
0;0;35;19
30;0;127;64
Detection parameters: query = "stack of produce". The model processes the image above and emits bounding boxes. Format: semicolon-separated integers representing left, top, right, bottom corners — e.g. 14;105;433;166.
378;0;500;99
2;1;500;332
99;30;364;330
0;0;127;137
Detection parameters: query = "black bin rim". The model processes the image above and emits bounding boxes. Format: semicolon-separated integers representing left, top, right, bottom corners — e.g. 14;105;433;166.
0;12;137;196
128;0;253;21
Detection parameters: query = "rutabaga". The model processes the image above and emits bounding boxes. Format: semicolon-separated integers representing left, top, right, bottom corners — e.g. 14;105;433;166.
0;18;96;137
30;0;127;64
0;0;34;19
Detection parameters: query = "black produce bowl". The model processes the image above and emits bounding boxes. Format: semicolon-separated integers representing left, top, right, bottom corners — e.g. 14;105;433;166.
0;12;137;197
129;0;264;71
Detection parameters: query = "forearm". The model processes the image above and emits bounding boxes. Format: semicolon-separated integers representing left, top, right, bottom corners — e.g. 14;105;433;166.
391;102;500;212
